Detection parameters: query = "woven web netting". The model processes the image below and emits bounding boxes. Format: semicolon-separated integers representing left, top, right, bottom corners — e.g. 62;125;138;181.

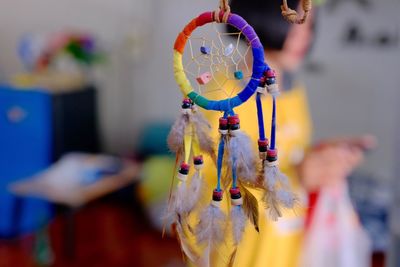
182;23;253;100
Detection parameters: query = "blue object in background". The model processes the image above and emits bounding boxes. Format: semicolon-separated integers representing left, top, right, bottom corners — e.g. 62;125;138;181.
0;85;53;237
135;122;172;157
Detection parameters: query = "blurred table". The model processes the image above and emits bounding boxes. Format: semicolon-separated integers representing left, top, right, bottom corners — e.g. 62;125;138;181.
9;161;140;207
8;160;141;260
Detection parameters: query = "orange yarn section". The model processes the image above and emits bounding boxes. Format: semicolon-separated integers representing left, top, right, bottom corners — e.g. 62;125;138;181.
173;12;214;54
173;33;187;54
174;18;197;54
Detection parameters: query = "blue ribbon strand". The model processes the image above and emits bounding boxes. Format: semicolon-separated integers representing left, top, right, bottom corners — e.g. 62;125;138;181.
270;95;277;150
256;92;265;141
216;136;225;191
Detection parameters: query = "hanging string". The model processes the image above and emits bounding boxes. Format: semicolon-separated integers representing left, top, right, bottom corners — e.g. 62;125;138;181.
270;95;277;150
281;0;312;24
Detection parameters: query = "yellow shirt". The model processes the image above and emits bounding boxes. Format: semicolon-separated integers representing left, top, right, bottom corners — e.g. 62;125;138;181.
141;84;313;267
198;85;312;267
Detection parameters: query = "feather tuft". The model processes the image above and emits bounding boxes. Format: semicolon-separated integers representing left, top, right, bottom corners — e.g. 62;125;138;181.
264;190;282;221
276;189;298;209
227;130;257;182
191;110;216;162
240;183;260;232
262;165;297;220
196;204;226;246
163;181;188;226
264;165;279;190
228;248;238;267
184;171;204;214
167;115;188;153
231;206;247;244
172;222;200;263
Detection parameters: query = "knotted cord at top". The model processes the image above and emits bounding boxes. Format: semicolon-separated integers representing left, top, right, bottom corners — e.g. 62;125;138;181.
281;0;312;24
214;0;231;23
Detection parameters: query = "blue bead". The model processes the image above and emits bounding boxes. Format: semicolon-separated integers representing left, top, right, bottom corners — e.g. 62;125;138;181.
200;46;211;55
234;70;243;80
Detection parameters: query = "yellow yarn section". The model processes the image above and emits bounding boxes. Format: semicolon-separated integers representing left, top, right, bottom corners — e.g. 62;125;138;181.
184;122;194;163
173;50;193;96
191;133;200;157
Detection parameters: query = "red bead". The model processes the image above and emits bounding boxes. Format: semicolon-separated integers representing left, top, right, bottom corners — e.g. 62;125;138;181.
219;117;228;125
182;98;191;104
193;155;203;162
228;114;240;125
180;162;190;171
258;139;269;147
267;149;278;158
229;187;240;195
264;69;276;78
219;117;229;132
213;189;223;198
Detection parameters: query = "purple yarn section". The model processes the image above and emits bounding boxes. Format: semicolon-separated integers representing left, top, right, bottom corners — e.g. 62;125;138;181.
228;14;262;48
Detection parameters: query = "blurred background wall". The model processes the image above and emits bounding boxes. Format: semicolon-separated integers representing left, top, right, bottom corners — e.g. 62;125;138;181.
0;0;398;180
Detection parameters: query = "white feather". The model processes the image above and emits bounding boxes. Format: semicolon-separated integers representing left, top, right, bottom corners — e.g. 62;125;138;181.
276;189;297;209
196;204;226;246
191;111;216;160
231;206;246;244
277;169;291;188
263;165;298;219
264;165;279;190
227;130;257;182
174;182;188;214
183;171;203;213
264;190;282;221
163;182;187;222
167;115;188;153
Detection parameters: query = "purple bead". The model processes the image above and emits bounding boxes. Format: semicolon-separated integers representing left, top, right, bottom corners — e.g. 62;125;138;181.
200;46;211;55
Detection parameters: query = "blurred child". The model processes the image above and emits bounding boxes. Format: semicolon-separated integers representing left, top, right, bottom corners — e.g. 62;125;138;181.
197;0;375;266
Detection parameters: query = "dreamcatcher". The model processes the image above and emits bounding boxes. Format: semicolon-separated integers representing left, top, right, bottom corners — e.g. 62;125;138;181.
165;0;311;264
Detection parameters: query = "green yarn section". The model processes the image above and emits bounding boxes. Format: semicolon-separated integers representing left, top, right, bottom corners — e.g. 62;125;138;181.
188;91;209;109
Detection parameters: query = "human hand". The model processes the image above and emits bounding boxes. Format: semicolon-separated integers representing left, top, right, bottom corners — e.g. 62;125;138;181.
298;135;376;192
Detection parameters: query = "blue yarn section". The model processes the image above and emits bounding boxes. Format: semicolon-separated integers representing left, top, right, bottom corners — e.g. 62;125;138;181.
202;47;268;111
206;95;242;111
270;96;277;149
216;136;225;191
256;93;265;141
238;47;265;102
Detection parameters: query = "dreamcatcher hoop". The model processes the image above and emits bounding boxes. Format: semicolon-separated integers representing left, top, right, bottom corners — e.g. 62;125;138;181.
173;11;267;111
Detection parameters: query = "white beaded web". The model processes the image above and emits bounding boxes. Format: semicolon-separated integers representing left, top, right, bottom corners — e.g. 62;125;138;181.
182;23;253;100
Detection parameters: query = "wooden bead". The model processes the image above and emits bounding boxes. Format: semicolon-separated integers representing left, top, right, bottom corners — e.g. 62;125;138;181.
231;197;243;206
177;172;188;182
267;83;280;95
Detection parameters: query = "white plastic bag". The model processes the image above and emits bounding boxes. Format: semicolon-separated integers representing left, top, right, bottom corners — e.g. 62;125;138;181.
300;182;371;267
